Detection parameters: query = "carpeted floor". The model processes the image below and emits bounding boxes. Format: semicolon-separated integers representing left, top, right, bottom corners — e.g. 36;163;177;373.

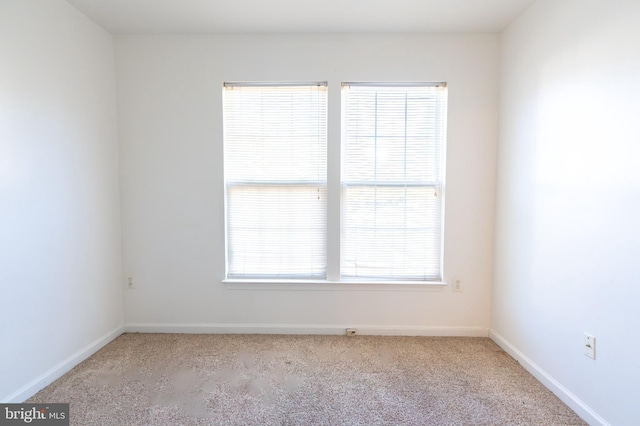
28;334;586;425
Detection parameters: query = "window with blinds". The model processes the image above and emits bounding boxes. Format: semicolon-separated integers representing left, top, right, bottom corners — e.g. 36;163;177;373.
341;83;447;281
224;83;328;278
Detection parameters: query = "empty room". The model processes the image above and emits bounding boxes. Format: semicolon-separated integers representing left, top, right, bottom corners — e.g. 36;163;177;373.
1;0;638;424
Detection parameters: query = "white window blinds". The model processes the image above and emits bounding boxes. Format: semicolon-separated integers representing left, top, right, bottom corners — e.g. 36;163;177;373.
224;83;327;278
341;83;447;281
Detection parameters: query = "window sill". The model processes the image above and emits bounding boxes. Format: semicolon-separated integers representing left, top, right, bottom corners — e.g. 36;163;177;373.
222;279;447;292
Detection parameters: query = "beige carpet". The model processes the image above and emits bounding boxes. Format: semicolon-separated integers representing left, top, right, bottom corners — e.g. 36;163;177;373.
28;334;586;425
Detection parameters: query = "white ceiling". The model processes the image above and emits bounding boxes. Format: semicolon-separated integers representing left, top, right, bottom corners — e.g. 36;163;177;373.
65;0;536;34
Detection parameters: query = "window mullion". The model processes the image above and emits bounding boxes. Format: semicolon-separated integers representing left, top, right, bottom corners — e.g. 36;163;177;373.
326;81;342;281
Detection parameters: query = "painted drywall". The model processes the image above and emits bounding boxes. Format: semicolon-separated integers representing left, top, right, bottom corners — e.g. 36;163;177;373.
0;0;123;401
116;34;498;333
492;0;640;424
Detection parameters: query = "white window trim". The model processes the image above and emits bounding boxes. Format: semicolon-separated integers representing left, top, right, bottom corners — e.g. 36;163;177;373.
223;82;328;279
223;81;447;287
222;278;447;291
340;82;447;282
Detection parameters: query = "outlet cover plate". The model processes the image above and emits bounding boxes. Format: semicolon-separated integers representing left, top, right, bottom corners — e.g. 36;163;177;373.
584;333;596;359
452;275;463;292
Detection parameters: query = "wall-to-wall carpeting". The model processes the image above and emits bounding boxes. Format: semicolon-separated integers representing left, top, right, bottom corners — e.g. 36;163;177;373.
28;334;585;425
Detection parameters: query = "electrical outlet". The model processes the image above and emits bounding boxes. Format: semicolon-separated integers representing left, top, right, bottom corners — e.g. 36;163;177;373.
345;328;356;336
452;275;463;292
584;333;596;359
127;276;135;289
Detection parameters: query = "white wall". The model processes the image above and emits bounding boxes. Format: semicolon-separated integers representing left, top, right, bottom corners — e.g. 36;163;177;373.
116;34;498;334
0;0;123;401
492;0;640;424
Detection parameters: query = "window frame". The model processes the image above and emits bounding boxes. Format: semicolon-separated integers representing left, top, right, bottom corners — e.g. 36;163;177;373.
340;82;447;282
223;82;328;280
222;81;447;288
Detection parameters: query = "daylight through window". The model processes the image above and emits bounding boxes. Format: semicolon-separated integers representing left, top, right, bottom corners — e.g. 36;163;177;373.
341;83;447;281
224;83;328;278
224;81;446;282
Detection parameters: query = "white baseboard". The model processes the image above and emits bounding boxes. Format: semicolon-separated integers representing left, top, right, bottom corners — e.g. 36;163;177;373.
489;329;609;426
125;323;488;337
2;325;125;403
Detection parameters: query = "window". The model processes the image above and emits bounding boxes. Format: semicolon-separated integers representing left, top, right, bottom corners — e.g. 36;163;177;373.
341;83;447;281
223;83;328;278
224;81;446;283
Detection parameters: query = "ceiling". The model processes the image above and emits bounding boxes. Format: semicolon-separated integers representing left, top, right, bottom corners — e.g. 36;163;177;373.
65;0;537;34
